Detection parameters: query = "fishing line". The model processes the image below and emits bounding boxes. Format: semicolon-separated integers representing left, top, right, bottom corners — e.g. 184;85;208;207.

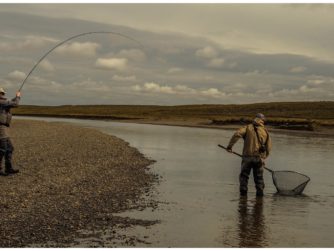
18;31;143;92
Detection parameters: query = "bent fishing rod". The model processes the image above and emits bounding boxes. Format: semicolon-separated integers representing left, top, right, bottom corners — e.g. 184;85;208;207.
217;144;272;173
18;31;143;92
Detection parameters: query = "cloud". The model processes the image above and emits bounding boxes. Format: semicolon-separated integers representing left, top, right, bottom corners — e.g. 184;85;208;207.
195;46;219;59
12;75;63;94
112;75;136;81
117;49;146;61
0;35;58;52
299;85;323;93
245;70;262;75
268;84;325;98
95;58;128;71
133;82;226;98
167;67;184;74
208;58;225;68
223;82;249;93
70;78;111;92
1;10;334;105
133;78;332;102
56;42;100;57
22;35;58;48
289;66;307;73
174;85;197;94
306;75;334;86
39;59;55;72
195;46;228;69
0;79;13;90
307;79;325;85
228;62;238;69
141;82;174;94
200;88;226;98
132;85;141;91
7;70;26;81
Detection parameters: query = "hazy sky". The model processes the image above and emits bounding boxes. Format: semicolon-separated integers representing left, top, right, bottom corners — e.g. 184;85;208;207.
1;4;334;105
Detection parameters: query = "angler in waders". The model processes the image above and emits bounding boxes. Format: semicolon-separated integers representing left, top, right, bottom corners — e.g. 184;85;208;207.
0;88;21;175
226;113;272;197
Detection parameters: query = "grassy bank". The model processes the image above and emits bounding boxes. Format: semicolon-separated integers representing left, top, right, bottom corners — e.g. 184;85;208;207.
13;102;334;130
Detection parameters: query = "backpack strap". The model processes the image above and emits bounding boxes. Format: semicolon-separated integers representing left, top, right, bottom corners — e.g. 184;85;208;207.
253;124;268;146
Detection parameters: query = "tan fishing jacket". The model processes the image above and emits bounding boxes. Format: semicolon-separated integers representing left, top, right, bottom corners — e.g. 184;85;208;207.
227;118;272;159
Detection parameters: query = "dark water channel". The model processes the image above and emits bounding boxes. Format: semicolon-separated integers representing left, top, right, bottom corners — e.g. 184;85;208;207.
17;117;334;247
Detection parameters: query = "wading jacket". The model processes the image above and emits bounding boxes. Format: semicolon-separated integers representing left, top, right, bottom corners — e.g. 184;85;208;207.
0;95;20;139
227;118;272;159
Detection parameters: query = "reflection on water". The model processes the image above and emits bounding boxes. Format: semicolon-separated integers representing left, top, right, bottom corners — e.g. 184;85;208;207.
238;197;266;247
15;117;334;247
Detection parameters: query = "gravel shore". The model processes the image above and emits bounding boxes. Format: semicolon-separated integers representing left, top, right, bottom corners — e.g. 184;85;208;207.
0;120;158;247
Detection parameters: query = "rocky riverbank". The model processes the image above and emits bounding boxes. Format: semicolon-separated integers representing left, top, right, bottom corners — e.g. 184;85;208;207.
0;120;158;247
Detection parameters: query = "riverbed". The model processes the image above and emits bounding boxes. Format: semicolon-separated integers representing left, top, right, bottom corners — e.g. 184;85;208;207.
16;117;334;247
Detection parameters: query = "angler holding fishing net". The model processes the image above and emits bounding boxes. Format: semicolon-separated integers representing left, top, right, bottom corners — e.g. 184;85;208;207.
224;113;272;197
218;113;310;196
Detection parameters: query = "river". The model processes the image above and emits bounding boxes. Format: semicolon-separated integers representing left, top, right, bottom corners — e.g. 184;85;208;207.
16;117;334;247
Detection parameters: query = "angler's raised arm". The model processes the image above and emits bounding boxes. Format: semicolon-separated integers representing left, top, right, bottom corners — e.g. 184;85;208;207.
10;92;21;108
0;91;21;108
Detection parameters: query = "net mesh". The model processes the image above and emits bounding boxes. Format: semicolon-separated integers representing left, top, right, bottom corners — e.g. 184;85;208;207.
272;171;310;196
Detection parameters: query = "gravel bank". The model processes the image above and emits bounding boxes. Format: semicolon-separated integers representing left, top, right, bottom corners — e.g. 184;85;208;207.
0;120;158;247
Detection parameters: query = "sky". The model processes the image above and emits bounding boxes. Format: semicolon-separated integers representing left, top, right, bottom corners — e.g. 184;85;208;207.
0;3;334;105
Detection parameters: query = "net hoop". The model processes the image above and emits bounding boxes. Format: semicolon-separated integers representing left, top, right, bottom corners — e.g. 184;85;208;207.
272;170;310;196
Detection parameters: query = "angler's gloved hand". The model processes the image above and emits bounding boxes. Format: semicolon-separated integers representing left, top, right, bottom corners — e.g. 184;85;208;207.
226;146;233;153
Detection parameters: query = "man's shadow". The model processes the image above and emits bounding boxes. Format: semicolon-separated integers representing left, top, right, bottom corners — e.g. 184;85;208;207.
237;196;267;247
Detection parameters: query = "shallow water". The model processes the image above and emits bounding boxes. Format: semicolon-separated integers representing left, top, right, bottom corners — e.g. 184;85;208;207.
16;117;334;247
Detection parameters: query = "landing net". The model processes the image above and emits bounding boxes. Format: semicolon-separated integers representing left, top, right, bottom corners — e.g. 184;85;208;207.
271;170;310;195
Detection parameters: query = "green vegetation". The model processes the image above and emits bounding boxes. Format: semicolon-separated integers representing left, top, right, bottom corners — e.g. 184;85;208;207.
13;101;334;129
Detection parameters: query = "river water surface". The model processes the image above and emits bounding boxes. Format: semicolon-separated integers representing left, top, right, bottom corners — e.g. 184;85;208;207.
17;117;334;247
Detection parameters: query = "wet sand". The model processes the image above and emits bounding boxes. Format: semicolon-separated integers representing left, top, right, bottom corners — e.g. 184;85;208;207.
0;120;158;247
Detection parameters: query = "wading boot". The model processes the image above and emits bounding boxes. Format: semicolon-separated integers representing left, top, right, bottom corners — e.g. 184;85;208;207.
5;168;19;175
0;169;8;176
240;190;248;197
5;162;19;175
256;190;264;197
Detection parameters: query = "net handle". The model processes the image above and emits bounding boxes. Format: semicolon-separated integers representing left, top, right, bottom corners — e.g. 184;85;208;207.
263;166;273;173
217;144;273;172
218;144;242;157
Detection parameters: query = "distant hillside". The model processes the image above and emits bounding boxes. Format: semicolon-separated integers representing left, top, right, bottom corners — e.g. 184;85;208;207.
14;102;334;121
